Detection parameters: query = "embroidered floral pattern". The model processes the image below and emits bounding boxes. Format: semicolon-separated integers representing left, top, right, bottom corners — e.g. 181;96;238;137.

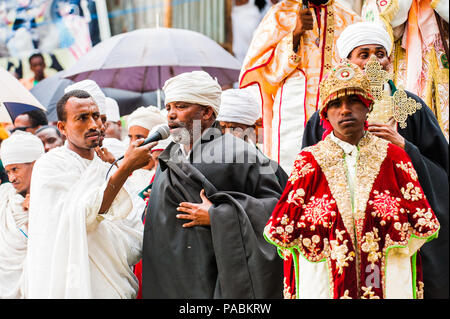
413;208;439;233
361;228;382;269
396;161;418;181
401;182;423;201
286;188;306;206
283;277;294;299
300;195;336;230
330;229;355;275
369;190;402;226
361;286;380;299
340;290;352;299
393;222;410;241
416;281;424;299
289;155;315;184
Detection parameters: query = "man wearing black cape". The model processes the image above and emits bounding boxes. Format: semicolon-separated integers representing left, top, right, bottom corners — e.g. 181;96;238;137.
302;22;449;299
142;71;286;299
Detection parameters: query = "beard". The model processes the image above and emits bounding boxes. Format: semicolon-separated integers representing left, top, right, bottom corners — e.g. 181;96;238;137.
170;126;192;145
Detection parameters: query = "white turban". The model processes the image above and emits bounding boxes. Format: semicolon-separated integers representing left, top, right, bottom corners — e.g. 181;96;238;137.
0;131;44;167
336;22;392;59
216;88;260;125
163;71;222;115
127;106;166;132
64;80;106;115
104;97;121;122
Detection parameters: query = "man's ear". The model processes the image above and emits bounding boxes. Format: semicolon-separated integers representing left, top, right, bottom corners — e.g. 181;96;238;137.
203;106;215;121
57;121;66;136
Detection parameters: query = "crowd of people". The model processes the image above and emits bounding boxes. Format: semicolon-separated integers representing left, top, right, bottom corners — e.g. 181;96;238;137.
0;0;448;299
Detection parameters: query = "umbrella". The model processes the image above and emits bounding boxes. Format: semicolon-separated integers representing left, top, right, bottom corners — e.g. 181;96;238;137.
0;67;46;123
31;71;162;122
63;27;242;92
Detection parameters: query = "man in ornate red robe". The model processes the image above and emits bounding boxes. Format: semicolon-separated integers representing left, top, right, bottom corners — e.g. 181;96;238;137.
264;61;440;299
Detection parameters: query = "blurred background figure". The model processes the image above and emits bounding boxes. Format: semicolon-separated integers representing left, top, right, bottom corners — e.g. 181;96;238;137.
13;109;48;134
35;125;64;152
102;96;127;160
231;0;262;64
217;87;260;145
0;131;44;299
19;52;46;90
126;105;166;195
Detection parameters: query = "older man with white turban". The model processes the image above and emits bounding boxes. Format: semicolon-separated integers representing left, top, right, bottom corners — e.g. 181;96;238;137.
303;20;449;299
0;131;44;298
141;71;285;299
216;88;260;145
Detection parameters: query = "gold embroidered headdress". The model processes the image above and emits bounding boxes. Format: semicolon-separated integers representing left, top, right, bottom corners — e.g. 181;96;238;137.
319;61;374;119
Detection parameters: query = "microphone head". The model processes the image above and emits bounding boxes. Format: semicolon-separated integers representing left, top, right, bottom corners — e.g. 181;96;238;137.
155;124;171;140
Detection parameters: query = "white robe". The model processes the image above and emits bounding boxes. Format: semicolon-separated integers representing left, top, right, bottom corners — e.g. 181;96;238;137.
25;146;145;298
0;183;28;299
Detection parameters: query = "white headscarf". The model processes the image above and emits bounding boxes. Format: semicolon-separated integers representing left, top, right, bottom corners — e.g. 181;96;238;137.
336;22;392;59
64;80;106;115
0;131;44;166
104;97;121;122
216;88;260;126
163;71;222;115
127;106;166;132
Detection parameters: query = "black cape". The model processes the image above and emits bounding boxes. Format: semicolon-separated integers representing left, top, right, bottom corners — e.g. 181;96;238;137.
302;89;449;299
142;124;287;298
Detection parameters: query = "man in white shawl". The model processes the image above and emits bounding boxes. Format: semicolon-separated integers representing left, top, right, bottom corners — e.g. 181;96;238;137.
126;106;166;196
0;131;44;298
25;89;154;298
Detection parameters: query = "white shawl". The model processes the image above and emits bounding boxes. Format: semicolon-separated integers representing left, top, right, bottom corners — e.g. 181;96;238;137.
26;146;144;298
0;183;28;299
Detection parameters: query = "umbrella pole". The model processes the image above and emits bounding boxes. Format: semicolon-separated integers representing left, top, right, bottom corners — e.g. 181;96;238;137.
157;89;161;108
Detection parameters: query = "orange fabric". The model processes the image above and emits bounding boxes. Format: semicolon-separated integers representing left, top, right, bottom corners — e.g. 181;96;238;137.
239;0;360;156
19;77;35;90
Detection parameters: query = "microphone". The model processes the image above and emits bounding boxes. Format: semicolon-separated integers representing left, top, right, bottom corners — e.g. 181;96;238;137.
141;124;171;147
105;124;171;180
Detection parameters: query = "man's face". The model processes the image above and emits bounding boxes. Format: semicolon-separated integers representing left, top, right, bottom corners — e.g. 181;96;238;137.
105;121;122;140
166;101;209;145
5;162;34;196
36;128;64;152
349;44;390;71
325;94;369;143
57;97;102;157
219;121;255;143
14;114;36;134
30;56;46;80
128;125;149;145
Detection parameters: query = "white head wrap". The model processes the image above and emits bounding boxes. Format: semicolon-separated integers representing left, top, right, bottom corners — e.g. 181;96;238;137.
127;106;166;132
216;88;260;125
0;131;44;166
336;22;392;59
163;71;222;115
64;80;106;115
104;97;121;122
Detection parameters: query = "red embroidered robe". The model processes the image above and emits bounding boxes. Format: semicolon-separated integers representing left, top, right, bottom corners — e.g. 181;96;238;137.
264;133;440;299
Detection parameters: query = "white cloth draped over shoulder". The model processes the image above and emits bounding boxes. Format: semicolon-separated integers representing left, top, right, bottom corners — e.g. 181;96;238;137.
0;183;28;299
25;146;145;298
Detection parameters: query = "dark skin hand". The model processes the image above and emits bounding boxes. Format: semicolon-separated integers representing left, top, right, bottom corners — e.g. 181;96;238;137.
176;189;213;228
95;146;116;164
368;118;405;149
293;8;314;51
